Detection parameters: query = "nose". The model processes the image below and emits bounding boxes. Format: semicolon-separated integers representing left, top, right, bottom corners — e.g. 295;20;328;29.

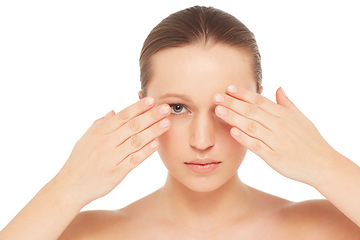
189;112;215;151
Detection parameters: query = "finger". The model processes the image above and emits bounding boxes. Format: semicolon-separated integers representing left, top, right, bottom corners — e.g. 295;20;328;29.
215;105;275;150
114;117;170;163
230;126;273;161
114;139;160;182
101;97;156;134
83;110;116;136
226;85;284;117
109;104;170;148
214;93;279;130
276;87;303;115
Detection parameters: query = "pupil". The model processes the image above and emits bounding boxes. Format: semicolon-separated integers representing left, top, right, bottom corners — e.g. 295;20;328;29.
174;105;182;112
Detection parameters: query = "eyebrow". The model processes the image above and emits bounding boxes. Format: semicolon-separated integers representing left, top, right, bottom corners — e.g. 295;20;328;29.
158;93;193;103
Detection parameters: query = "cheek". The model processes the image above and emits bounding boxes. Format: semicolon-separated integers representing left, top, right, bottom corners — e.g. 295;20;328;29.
217;124;248;163
157;119;187;161
216;121;239;147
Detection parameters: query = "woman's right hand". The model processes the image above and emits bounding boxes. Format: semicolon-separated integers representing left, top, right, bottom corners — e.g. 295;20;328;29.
53;96;170;206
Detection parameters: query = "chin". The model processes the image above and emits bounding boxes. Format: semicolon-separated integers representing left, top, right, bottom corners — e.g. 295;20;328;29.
186;183;224;193
171;172;233;193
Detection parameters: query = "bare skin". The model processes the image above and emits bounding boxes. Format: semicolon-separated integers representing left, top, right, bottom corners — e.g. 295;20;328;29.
59;43;360;239
2;43;360;240
60;177;360;240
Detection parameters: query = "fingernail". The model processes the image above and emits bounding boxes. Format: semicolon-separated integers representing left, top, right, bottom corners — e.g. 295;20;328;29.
216;106;228;116
159;118;170;128
280;87;287;97
214;93;224;103
231;127;241;137
149;140;159;149
145;97;155;106
227;85;237;94
159;105;170;115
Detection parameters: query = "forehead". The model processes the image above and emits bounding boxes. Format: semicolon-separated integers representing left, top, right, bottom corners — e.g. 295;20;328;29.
147;43;256;100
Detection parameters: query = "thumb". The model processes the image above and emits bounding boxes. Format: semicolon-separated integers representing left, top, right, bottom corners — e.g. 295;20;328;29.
276;87;300;113
95;110;114;126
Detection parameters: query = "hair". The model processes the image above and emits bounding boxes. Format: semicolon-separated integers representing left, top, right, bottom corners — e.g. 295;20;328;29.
139;5;262;96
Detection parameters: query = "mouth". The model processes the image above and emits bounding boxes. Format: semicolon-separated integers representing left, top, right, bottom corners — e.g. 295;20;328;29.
185;158;221;165
184;158;221;173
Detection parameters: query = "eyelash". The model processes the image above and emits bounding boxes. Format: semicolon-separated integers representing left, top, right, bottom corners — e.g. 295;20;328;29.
169;104;190;115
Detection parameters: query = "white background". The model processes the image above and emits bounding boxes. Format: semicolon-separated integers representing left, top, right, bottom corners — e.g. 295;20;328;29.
1;0;359;229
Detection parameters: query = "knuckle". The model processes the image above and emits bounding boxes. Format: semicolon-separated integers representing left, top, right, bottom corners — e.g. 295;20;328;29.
130;134;142;148
128;154;138;166
255;95;264;106
118;108;130;121
251;141;262;152
245;104;257;117
128;118;140;131
247;120;257;133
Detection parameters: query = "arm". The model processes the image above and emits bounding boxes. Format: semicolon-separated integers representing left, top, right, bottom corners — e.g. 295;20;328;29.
313;151;360;228
213;84;360;229
0;97;171;240
0;178;84;240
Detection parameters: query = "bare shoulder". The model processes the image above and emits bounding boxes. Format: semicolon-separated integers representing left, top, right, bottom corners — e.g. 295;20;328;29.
58;190;159;240
279;199;360;239
58;209;128;240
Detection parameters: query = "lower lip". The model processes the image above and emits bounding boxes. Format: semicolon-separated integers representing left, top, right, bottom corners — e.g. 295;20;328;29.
185;162;221;174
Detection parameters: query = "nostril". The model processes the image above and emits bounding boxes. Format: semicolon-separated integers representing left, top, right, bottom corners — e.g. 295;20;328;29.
189;135;215;151
189;114;215;150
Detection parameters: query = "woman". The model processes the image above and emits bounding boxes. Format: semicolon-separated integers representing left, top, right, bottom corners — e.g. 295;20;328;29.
1;5;360;239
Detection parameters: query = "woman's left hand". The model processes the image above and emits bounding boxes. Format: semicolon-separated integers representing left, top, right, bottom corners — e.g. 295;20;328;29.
214;85;337;186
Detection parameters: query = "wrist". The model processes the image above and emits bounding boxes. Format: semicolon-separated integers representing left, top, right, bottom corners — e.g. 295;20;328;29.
46;175;89;209
310;149;357;191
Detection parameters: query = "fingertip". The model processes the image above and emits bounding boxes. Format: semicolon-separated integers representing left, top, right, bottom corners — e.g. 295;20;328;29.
144;96;155;107
215;105;228;116
104;110;114;118
230;127;242;138
227;85;238;94
280;87;287;98
148;139;159;150
159;118;170;129
213;93;225;103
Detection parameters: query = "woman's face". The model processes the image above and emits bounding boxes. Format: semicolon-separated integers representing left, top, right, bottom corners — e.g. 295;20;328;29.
146;43;257;192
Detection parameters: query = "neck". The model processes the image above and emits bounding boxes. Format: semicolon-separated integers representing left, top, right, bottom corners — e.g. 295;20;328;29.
159;173;252;226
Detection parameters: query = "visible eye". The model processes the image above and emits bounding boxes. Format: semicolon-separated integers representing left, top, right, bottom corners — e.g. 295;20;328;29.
169;104;189;115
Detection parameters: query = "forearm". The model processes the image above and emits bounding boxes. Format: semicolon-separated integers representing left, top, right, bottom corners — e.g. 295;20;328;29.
0;178;85;240
312;151;360;228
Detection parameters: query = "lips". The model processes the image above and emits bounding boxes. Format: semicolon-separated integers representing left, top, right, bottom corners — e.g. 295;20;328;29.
184;158;221;174
185;158;222;165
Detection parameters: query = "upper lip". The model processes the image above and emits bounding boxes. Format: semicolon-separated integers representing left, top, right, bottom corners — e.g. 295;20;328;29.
185;158;221;165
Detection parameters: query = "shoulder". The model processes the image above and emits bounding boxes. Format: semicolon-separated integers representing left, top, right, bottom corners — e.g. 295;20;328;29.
58;191;160;240
279;199;360;239
59;209;130;240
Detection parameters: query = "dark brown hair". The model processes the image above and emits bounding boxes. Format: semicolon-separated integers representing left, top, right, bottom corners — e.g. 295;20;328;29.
139;5;262;95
